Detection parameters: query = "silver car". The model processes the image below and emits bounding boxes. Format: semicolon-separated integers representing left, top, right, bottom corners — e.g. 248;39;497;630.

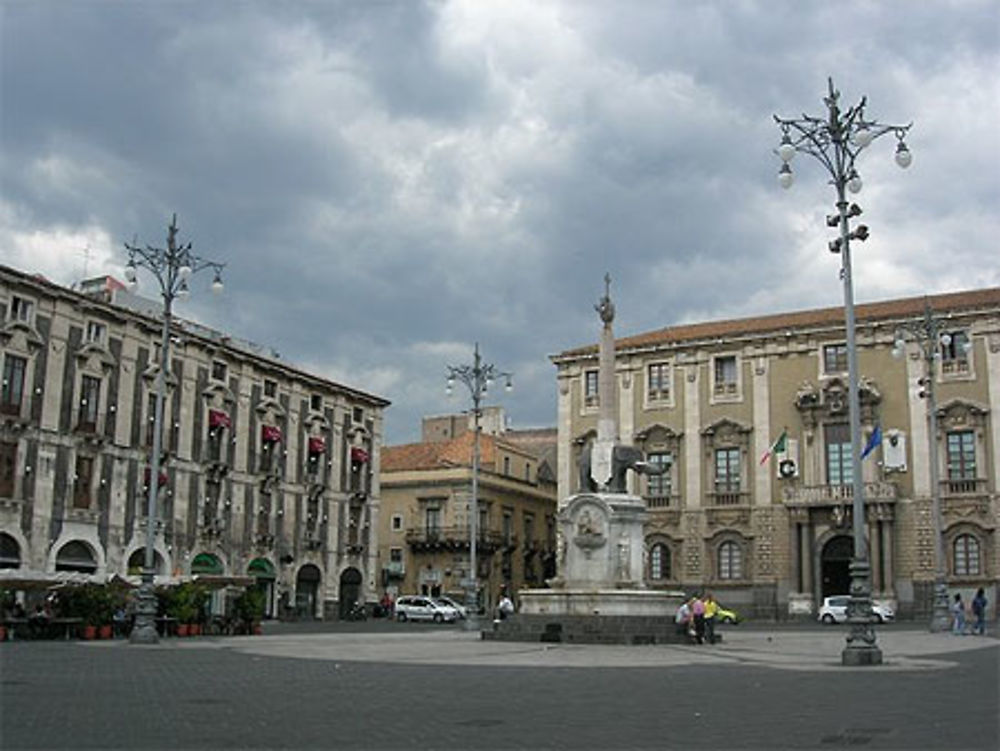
818;595;895;624
395;595;460;623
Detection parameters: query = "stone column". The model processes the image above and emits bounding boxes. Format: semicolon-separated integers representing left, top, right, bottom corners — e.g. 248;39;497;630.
800;522;813;595
880;517;895;596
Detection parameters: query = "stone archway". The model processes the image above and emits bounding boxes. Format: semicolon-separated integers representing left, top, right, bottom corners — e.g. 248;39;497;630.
247;558;276;619
0;532;21;569
127;548;167;576
55;541;97;574
820;535;853;599
295;564;322;619
339;567;363;619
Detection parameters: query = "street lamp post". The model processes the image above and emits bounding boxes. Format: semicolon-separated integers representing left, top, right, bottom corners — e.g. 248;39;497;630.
124;214;224;644
775;79;912;666
892;301;969;632
446;343;512;632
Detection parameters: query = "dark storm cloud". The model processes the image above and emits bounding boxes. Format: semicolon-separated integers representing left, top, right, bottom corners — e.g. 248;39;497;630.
2;0;998;443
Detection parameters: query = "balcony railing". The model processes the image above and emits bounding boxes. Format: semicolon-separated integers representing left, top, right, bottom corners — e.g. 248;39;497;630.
708;490;748;506
644;493;677;509
942;477;987;496
782;481;898;506
405;526;504;553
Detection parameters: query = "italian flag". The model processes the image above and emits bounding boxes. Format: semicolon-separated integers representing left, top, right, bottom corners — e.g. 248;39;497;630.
759;430;787;466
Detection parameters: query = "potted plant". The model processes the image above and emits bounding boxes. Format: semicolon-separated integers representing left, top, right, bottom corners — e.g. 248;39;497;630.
233;588;265;635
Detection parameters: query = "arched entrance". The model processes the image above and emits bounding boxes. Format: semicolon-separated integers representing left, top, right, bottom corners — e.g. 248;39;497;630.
55;541;97;574
248;558;276;619
127;548;166;576
191;553;223;575
820;535;853;599
339;567;363;619
0;533;21;569
295;564;321;619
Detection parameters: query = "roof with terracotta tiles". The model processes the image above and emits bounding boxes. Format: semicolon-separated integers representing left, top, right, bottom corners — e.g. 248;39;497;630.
382;431;530;472
553;287;1000;360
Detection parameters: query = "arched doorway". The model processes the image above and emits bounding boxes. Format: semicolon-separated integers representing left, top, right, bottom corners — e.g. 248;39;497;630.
248;558;276;619
820;535;853;599
127;548;166;576
0;533;21;569
339;567;363;619
55;541;97;574
191;553;224;575
295;564;321;619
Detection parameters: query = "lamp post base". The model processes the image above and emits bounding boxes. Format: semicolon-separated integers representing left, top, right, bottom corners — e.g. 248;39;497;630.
930;577;952;633
463;583;480;633
129;580;160;645
841;559;882;666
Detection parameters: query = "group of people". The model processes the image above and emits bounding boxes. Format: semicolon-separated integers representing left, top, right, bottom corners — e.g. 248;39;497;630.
951;589;988;636
674;592;720;644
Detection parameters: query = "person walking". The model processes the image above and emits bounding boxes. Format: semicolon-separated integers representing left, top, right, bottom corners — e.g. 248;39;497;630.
691;594;706;644
674;599;692;638
971;588;987;636
703;592;719;645
951;592;967;635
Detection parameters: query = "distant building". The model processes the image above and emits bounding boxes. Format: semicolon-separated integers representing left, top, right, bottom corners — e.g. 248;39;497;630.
0;265;389;619
379;412;557;613
552;288;999;620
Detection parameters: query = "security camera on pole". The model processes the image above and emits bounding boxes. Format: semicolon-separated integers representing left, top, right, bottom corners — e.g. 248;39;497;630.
774;79;912;666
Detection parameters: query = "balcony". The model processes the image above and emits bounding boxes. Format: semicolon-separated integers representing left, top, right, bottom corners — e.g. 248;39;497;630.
385;561;405;579
942;477;987;497
644;493;677;509
708;490;749;506
782;481;898;507
405;526;504;554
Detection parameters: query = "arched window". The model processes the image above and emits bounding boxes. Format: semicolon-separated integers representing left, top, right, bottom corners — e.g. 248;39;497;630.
649;543;671;580
953;534;981;576
718;540;743;580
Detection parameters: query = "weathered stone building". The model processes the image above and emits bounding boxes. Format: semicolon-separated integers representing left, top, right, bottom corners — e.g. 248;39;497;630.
0;264;388;619
552;288;999;620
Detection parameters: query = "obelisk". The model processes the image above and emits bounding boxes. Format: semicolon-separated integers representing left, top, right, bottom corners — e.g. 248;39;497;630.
590;273;617;491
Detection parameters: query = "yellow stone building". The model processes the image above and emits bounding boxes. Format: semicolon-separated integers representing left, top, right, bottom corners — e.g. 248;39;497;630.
552;288;999;620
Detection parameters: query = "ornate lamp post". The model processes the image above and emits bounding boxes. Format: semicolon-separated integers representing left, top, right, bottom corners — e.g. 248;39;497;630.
892;301;969;632
774;79;912;666
446;343;512;631
124;214;224;644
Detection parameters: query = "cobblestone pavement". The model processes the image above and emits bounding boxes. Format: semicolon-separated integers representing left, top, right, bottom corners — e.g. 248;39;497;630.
1;626;996;751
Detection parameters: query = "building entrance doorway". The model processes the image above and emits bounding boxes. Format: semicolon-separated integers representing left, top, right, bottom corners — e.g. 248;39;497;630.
295;564;321;619
821;535;853;599
339;567;363;619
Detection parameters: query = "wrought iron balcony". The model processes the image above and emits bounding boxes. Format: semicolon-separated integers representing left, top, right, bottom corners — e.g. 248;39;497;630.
405;526;504;553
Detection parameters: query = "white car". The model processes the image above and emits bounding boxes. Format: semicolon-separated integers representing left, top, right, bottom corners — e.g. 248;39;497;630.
818;595;895;624
395;596;460;623
433;596;468;619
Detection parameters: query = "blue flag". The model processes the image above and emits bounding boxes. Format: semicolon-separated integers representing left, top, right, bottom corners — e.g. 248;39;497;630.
861;424;882;461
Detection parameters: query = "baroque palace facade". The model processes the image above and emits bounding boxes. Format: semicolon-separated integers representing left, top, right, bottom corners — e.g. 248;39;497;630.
378;411;557;614
0;264;388;619
552;288;1000;620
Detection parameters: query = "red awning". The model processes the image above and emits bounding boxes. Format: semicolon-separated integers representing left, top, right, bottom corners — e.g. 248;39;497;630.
308;436;326;454
208;409;231;429
261;424;282;443
350;446;369;464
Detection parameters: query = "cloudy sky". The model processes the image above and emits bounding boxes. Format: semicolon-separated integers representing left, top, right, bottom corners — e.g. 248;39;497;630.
2;0;998;444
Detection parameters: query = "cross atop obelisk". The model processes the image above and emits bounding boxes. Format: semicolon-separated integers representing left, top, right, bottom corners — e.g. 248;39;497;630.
590;273;618;489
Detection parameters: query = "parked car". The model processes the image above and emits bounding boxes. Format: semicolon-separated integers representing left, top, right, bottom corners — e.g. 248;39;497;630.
395;596;460;623
818;595;895;624
433;596;467;619
716;605;742;625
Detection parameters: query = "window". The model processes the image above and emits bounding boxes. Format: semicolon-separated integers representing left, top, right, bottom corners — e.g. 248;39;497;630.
85;321;105;344
946;430;976;493
523;514;534;548
713;356;738;397
78;375;101;431
525;462;532;482
264;379;277;398
646;451;673;502
502;511;513;546
1;354;27;416
825;423;852;486
649;543;671;580
647;363;671;401
713;448;741;504
0;441;16;497
823;344;848;374
718;541;743;580
145;393;159;447
9;296;33;323
953;534;981;576
390;547;403;564
73;455;94;509
353;407;364;424
503;456;511;476
425;507;441;537
391;514;403;532
211;361;227;382
310;394;322;411
584;370;599;407
940;331;971;375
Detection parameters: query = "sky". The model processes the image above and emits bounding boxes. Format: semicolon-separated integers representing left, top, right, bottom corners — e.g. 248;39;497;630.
2;0;998;445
